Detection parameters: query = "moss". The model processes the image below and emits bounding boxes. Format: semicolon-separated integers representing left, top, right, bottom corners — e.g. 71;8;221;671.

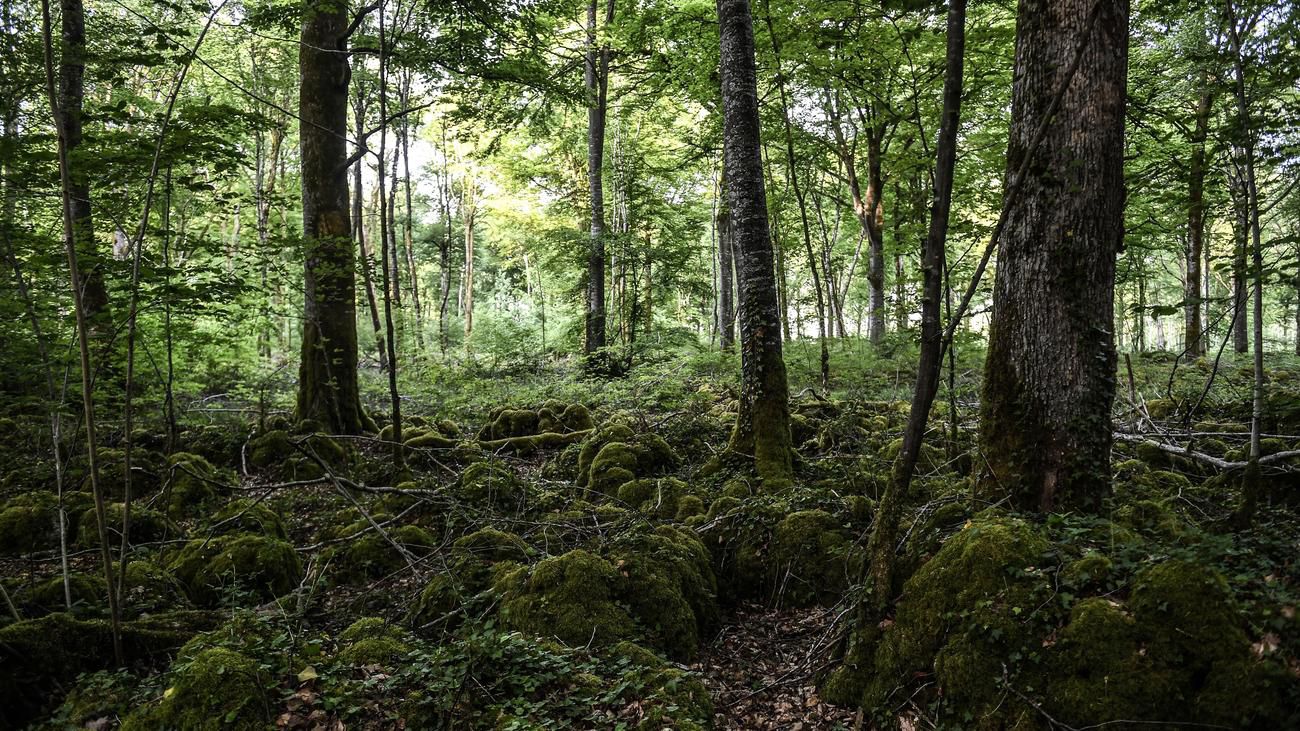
610;525;719;661
616;477;699;519
611;641;714;730
249;430;347;479
0;611;217;729
334;524;437;583
576;424;636;487
676;495;706;520
460;460;531;509
405;431;457;450
859;517;1051;718
479;429;590;455
207;498;288;539
1113;499;1183;538
121;560;188;613
407;529;532;630
588;442;641;495
119;648;270;731
23;572;104;614
78;503;177;546
162;452;224;519
0;503;56;554
769;510;864;607
1060;552;1112;589
249;429;293;468
338;618;411;666
845;495;874;523
169;532;303;606
497;549;636;648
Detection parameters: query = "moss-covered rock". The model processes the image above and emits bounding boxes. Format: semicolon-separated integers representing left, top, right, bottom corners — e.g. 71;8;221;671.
459;460;531;510
497;549;636;648
770;510;864;607
0;500;57;555
248;430;348;479
333;524;437;583
0;611;217;729
858;517;1051;720
613;641;714;730
161;452;224;519
169;532;303;606
407;529;533;631
337;617;412;666
78;502;177;547
206;498;288;539
882;436;947;474
610;525;719;660
21;572;104;614
616;477;701;519
119;648;270;731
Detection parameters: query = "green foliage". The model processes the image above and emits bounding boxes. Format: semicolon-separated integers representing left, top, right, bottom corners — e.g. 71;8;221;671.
168;532;303;606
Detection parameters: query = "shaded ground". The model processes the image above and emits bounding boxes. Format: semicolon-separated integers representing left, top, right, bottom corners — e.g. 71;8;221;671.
697;604;860;730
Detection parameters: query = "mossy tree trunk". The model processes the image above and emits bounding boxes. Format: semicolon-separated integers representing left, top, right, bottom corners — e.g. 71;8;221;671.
718;0;792;485
1184;68;1211;358
718;172;736;351
297;0;368;434
978;0;1128;513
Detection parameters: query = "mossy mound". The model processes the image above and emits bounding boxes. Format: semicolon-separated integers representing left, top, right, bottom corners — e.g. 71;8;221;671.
882;436;948;474
119;648;270;731
614;641;714;730
848;517;1052;721
78;502;178;547
478;402;594;441
119;560;189;613
337;617;412;666
459;460;532;510
0;611;217;729
206;498;289;539
609;525;719;660
408;528;533;631
20;572;105;615
333;523;437;583
769;510;865;607
161;452;225;519
497;549;636;648
616;477;705;518
94;448;164;497
0;498;57;555
248;430;348;479
578;427;679;496
169;532;303;606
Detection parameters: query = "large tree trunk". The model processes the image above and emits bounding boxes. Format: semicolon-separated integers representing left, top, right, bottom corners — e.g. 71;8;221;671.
584;0;614;355
979;0;1128;513
297;0;369;433
1184;77;1211;357
718;0;792;484
58;0;110;331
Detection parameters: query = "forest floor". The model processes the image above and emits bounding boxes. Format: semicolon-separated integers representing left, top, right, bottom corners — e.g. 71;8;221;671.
696;605;859;730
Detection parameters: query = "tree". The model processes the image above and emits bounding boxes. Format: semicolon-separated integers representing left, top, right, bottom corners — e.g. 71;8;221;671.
718;0;792;484
297;0;371;433
979;0;1129;513
584;0;615;356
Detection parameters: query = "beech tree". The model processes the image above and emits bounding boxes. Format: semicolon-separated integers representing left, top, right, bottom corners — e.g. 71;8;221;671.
979;0;1130;512
718;0;792;484
297;0;371;433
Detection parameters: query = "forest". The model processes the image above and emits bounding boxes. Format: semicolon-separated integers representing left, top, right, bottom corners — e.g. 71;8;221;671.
1;0;1299;728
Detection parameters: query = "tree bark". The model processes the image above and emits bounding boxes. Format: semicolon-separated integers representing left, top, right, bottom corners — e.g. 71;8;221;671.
979;0;1128;513
584;0;615;355
57;0;110;331
462;176;476;342
719;0;792;484
1230;161;1250;354
352;90;386;369
864;129;887;344
718;171;736;351
1184;74;1211;357
298;0;369;433
868;0;967;602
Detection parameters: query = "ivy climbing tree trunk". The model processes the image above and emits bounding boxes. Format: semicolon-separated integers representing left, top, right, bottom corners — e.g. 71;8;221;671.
979;0;1128;513
297;0;370;434
718;0;792;485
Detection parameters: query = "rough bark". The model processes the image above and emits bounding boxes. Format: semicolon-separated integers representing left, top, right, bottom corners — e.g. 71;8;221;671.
297;0;369;433
352;90;386;368
1230;162;1250;354
979;0;1128;513
864;129;887;344
719;0;792;484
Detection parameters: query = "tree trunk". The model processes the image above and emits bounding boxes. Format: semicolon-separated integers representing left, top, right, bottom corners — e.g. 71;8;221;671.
1230;163;1250;354
352;91;386;369
463;178;476;342
399;82;423;348
718;172;736;351
57;0;110;332
1185;76;1211;357
297;0;369;433
868;0;967;602
584;0;614;355
979;0;1128;513
719;0;792;484
864;129;887;344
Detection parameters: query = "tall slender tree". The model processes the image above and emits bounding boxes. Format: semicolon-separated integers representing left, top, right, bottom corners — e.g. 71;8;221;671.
718;0;792;484
584;0;615;355
979;0;1129;513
